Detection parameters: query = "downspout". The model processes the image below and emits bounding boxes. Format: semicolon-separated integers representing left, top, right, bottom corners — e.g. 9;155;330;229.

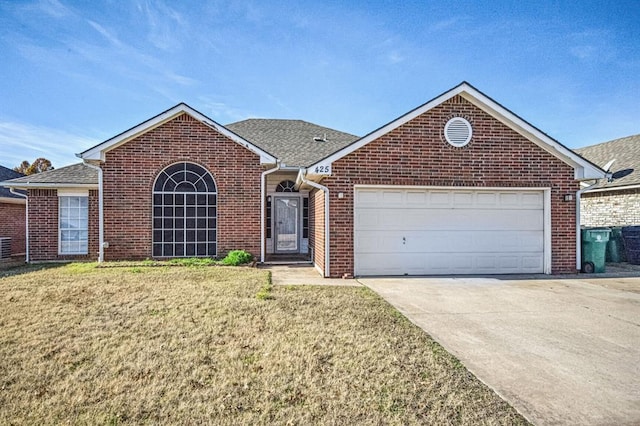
299;169;330;278
261;162;281;263
575;180;602;270
84;162;104;263
9;188;28;263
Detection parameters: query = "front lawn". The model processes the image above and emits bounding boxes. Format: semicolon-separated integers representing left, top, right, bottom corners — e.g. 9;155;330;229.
0;263;527;425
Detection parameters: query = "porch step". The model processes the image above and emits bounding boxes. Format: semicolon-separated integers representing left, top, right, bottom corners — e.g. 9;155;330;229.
263;254;312;265
262;260;313;265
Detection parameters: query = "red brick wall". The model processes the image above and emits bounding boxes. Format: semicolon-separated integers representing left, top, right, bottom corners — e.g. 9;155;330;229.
0;202;26;255
308;188;325;274
101;113;262;260
28;189;99;261
324;95;579;277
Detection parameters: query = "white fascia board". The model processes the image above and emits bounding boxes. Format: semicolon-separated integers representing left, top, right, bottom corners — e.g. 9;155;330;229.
78;103;277;164
0;182;98;190
583;184;640;193
0;196;26;204
296;168;325;188
308;82;605;181
278;165;301;171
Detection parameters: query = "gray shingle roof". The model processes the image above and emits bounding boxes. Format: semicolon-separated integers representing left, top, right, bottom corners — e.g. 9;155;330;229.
226;119;359;167
0;165;25;199
1;163;98;187
576;134;640;190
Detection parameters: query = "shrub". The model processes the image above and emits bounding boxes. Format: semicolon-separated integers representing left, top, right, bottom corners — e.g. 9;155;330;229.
222;250;253;266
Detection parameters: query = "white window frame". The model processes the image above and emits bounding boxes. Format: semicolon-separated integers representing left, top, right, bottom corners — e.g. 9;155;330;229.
58;190;89;255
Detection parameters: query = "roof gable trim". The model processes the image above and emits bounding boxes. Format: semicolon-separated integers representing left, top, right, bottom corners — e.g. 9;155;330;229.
308;82;605;181
78;103;277;164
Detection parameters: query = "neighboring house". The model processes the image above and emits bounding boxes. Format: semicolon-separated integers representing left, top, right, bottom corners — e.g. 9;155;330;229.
0;165;26;257
576;134;640;227
1;82;604;276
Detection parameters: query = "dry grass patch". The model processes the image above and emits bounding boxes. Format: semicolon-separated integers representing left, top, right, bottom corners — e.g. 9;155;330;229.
0;263;528;425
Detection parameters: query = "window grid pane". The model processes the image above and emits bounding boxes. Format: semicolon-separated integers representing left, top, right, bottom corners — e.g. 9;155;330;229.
59;196;89;255
302;197;309;239
153;162;217;258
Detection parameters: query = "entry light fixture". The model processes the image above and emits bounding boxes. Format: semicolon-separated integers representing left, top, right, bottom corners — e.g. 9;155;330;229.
563;194;574;202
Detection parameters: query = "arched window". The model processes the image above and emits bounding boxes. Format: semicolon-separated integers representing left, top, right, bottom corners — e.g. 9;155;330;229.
152;162;217;257
276;180;298;192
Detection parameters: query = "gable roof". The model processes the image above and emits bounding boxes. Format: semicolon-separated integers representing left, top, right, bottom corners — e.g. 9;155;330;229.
0;163;98;189
0;165;26;201
306;81;605;181
226;119;359;167
78;103;277;164
576;133;640;191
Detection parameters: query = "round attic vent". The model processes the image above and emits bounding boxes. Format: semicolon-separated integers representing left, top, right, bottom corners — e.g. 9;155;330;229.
444;117;472;147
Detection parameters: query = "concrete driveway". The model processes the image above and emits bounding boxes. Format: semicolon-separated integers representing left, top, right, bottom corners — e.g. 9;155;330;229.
360;276;640;426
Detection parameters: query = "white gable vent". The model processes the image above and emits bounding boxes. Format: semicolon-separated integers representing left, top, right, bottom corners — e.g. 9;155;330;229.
444;117;472;147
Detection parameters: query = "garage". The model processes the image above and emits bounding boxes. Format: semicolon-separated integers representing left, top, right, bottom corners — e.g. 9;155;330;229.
354;186;549;276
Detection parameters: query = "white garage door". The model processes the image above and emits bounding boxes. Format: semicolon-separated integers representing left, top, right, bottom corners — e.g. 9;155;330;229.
354;187;546;276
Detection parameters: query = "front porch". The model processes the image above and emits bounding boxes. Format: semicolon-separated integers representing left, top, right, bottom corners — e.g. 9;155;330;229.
264;171;311;262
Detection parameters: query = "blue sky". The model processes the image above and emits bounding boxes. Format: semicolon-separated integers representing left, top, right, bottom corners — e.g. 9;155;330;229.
1;0;639;168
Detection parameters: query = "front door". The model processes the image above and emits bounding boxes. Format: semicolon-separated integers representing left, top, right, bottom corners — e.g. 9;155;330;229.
274;197;299;253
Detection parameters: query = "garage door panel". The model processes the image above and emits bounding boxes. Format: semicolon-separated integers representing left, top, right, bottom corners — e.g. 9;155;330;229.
356;208;543;231
357;253;407;276
356;189;544;210
355;253;544;276
355;233;405;253
406;191;427;204
522;255;544;269
453;191;474;206
354;187;545;275
428;254;473;271
357;231;543;255
429;191;451;207
520;192;544;207
356;189;380;205
359;230;544;253
382;190;403;204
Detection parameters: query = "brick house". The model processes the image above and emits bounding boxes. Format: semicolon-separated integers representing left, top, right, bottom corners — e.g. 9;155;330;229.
576;134;640;227
0;165;26;258
2;82;604;276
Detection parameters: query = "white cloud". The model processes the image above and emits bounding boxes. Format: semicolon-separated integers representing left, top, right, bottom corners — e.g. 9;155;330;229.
32;0;70;18
197;96;256;123
137;0;186;50
568;30;615;62
87;20;123;47
0;120;98;168
165;72;197;86
430;16;466;32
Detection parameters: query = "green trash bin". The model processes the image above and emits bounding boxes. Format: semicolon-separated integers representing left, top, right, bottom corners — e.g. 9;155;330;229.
581;228;611;273
606;227;626;263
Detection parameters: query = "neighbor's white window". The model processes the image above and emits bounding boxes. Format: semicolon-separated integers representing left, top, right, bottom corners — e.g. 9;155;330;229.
59;196;89;255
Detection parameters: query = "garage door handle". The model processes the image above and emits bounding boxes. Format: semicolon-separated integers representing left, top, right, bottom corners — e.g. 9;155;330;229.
402;237;406;244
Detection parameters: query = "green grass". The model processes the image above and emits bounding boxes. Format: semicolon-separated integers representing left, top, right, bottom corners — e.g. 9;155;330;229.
167;257;217;266
0;263;528;425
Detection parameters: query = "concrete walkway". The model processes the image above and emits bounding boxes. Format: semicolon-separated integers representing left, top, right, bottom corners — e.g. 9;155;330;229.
261;264;361;286
361;276;640;426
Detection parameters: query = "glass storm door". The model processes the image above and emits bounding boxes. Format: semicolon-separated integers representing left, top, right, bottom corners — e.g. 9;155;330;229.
275;197;299;253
